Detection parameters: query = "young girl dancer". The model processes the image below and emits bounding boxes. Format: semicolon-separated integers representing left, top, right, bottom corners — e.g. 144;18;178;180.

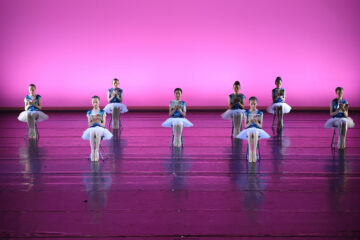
267;77;291;128
162;88;193;147
237;97;270;163
82;96;113;161
18;84;48;139
324;87;355;149
221;81;246;137
104;78;128;129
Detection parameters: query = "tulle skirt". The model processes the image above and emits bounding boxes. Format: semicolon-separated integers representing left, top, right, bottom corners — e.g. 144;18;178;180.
221;109;245;119
324;117;355;128
18;110;49;122
236;127;271;140
104;103;128;114
162;118;194;127
267;102;292;114
82;126;113;140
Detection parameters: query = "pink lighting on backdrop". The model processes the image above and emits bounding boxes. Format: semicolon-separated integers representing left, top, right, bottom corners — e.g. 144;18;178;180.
0;0;359;108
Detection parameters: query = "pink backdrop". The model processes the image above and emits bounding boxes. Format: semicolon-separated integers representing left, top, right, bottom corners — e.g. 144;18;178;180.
1;0;359;108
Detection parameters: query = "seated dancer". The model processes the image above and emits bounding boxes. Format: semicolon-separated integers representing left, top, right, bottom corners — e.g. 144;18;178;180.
162;88;193;147
104;78;128;129
222;81;246;137
18;84;48;139
267;77;291;128
237;97;270;162
324;87;355;150
82;96;113;161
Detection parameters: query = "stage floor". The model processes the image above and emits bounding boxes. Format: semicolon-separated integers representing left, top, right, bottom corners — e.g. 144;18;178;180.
0;111;359;239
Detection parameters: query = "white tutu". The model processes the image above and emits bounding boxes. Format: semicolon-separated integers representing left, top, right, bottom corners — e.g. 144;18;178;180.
82;126;113;140
236;127;271;140
221;109;245;119
162;118;194;127
267;102;292;114
18;110;49;122
104;103;128;114
324;117;355;128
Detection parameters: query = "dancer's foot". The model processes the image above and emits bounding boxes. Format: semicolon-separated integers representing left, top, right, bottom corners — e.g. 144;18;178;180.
338;139;346;150
248;153;253;162
29;129;36;139
174;136;179;147
95;149;99;161
252;152;257;162
90;150;95;161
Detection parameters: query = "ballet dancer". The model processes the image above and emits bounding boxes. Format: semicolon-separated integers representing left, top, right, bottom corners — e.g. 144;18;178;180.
162;88;193;147
18;84;48;139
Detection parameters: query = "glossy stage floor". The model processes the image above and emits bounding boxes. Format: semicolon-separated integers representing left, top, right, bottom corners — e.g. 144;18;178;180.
0;111;359;239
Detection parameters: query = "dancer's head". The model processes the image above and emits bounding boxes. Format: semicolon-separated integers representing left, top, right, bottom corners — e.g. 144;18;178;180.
91;96;100;109
275;77;282;88
28;84;36;95
233;81;240;93
174;88;182;100
112;78;119;88
335;87;344;98
249;96;258;110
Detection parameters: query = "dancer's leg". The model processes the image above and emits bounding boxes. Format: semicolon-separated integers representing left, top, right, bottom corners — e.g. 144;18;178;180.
27;112;32;136
112;107;120;129
90;131;96;161
32;112;39;138
95;131;102;161
279;106;284;128
253;132;259;162
172;124;178;146
177;122;184;147
339;120;348;149
233;114;241;136
247;132;253;162
276;107;281;129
